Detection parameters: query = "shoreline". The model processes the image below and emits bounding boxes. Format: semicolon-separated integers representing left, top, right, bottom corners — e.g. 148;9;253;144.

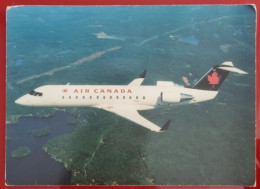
6;110;78;185
6;107;74;125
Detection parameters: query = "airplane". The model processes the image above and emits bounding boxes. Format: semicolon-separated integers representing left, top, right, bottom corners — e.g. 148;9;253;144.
15;61;247;132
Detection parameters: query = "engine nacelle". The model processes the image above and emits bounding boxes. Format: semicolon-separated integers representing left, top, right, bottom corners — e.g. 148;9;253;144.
161;91;193;103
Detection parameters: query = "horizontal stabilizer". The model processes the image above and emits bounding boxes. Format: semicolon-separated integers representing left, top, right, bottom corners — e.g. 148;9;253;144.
160;120;171;131
218;61;247;74
218;66;248;74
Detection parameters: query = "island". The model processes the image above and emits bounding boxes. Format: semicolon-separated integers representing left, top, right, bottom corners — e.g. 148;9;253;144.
11;146;31;158
27;126;50;137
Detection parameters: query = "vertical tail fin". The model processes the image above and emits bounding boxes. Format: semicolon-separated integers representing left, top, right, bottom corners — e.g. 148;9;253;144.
193;62;247;91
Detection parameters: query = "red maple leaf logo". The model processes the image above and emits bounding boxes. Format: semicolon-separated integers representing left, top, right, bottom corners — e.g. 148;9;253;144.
207;71;220;88
62;89;68;93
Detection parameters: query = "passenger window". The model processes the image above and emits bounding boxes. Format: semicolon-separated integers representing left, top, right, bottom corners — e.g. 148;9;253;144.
83;96;85;99
143;96;145;100
110;96;112;99
103;96;105;99
69;96;71;99
62;96;65;99
129;96;132;99
136;96;138;99
90;96;92;99
76;96;78;99
123;96;125;99
116;96;119;99
97;96;99;99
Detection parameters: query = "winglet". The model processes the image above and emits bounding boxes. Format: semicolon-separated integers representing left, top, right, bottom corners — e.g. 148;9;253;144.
128;70;147;86
139;70;147;78
160;120;171;131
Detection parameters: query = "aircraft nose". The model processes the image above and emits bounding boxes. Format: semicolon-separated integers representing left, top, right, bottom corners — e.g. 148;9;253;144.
15;97;23;105
15;96;28;105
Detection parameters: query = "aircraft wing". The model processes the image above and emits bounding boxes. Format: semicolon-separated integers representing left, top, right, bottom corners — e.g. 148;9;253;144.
94;105;170;132
128;70;147;86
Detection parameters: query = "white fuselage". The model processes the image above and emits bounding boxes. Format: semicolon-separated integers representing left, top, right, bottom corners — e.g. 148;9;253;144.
15;84;218;110
14;62;246;132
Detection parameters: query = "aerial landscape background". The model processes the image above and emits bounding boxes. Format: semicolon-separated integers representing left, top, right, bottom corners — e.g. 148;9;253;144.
6;5;255;185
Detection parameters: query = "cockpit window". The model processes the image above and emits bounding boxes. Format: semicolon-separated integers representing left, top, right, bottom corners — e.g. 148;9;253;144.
29;90;43;96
